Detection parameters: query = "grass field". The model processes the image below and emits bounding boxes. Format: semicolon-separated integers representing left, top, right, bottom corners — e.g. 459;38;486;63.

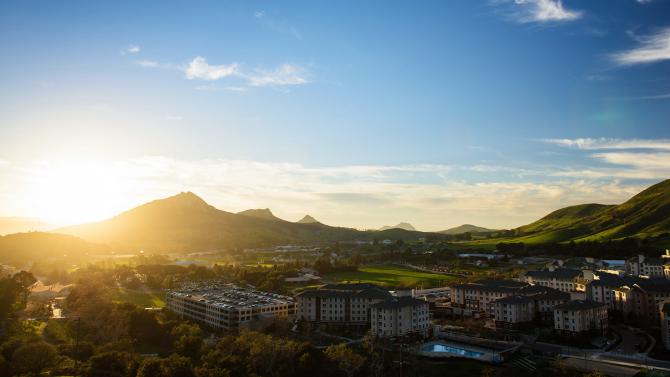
112;287;166;308
323;264;456;288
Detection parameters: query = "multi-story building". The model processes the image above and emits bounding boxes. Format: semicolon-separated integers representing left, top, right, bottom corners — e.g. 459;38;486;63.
370;296;431;338
625;254;669;278
661;303;670;350
295;283;392;325
587;272;627;309
611;278;670;326
553;300;608;336
522;268;594;293
493;286;570;329
451;279;528;316
166;283;295;332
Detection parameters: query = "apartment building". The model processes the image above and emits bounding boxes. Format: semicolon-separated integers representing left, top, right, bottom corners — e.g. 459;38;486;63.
493;286;570;329
451;279;528;316
553;300;608;336
625;254;669;278
611;278;670;326
661;303;670;350
370;296;431;338
295;283;392;325
587;272;626;309
166;283;295;332
522;268;594;293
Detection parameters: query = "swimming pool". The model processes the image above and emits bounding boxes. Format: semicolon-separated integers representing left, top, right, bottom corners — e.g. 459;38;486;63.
422;343;484;358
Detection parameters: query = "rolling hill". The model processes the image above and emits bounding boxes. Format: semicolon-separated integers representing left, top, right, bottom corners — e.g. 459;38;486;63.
488;179;670;245
0;232;107;265
439;224;498;235
57;192;437;252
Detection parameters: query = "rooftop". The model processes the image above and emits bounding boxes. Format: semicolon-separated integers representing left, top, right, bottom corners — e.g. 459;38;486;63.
168;282;293;310
453;279;528;293
554;300;606;311
372;296;428;309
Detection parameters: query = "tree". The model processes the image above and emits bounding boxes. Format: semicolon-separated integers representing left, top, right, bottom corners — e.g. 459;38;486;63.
583;371;606;377
324;344;366;377
137;358;163;377
174;335;203;359
85;351;131;377
11;341;57;375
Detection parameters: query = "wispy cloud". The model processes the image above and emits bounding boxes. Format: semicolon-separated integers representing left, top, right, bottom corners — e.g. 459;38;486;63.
254;10;265;18
604;93;670;101
591;152;670;169
246;64;309;87
121;45;141;55
544;138;670;150
611;27;670;66
493;0;583;24
137;59;159;68
184;56;239;81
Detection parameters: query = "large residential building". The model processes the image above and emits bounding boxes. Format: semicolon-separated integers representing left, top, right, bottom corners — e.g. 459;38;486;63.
611;278;670;326
625;254;669;278
370;296;431;338
661;303;670;350
166;283;295;332
295;283;392;325
493;286;570;329
451;279;528;316
522;268;595;293
553;300;608;336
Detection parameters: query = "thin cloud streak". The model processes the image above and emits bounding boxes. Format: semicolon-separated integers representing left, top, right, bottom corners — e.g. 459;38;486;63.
611;27;670;66
544;138;670;150
493;0;583;24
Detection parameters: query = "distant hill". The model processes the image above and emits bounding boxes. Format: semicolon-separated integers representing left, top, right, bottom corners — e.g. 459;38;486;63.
57;192;438;252
0;232;106;265
439;224;498;235
379;222;416;231
237;208;284;222
0;217;57;236
297;215;319;224
492;179;670;245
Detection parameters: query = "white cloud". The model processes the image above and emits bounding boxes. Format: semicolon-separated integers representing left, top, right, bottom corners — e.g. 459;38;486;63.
255;10;265;18
185;56;240;81
591;152;670;169
165;115;183;122
611;27;670;66
495;0;583;24
137;60;159;68
246;64;309;87
544;138;670;150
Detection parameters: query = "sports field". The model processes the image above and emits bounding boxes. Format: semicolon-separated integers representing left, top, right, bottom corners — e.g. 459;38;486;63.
323;264;455;288
112;287;166;308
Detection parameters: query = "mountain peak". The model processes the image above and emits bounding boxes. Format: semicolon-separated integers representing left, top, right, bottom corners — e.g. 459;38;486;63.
439;224;497;235
379;222;416;231
297;215;319;224
237;208;283;221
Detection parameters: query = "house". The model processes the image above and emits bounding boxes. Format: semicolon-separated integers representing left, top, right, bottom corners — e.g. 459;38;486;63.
553;300;608;336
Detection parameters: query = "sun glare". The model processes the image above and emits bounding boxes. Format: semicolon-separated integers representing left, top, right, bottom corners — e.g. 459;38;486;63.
23;159;133;226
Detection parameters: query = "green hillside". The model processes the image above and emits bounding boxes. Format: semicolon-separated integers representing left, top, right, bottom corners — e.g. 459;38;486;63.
469;179;670;246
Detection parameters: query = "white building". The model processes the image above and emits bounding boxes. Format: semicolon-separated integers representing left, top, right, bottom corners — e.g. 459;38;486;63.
493;286;570;329
295;283;392;325
626;253;670;278
370;296;431;338
166;283;294;332
553;300;608;335
451;279;528;316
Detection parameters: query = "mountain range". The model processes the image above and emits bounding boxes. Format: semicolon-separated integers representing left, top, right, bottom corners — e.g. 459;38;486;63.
378;222;416;231
55;192;433;252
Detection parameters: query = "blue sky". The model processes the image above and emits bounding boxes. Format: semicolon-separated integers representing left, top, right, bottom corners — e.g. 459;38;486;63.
0;0;669;230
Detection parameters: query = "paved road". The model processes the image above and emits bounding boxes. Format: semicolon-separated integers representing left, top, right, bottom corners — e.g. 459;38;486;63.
563;357;639;377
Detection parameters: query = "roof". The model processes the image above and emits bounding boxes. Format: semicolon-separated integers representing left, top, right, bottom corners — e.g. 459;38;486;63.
493;286;569;305
554;300;606;311
371;296;428;309
453;279;528;293
525;268;582;280
296;283;392;300
494;295;534;305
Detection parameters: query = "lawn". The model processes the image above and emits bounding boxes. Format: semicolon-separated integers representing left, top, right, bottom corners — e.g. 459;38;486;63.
323;264;456;288
112;287;166;308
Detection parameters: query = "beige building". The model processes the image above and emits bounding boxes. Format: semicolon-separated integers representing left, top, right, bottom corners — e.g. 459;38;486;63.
493;286;570;329
295;283;392;325
553;300;608;335
522;268;594;293
625;253;670;278
166;283;294;332
451;279;528;316
370;296;431;338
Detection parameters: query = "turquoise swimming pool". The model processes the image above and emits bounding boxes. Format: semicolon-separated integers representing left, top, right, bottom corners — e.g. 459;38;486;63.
422;342;484;358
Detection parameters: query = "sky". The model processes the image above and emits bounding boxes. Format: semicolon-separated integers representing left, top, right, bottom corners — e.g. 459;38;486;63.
0;0;669;231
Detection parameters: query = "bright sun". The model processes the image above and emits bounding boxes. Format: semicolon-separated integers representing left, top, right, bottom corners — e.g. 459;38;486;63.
23;159;134;226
